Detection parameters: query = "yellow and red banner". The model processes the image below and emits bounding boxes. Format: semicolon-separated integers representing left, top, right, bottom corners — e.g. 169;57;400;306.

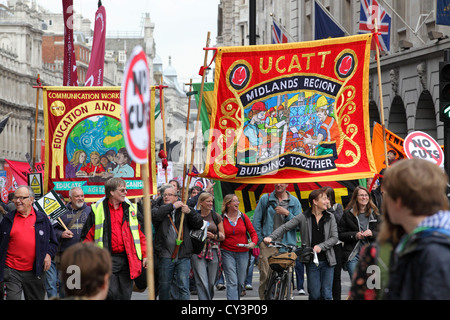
201;34;376;183
43;87;157;201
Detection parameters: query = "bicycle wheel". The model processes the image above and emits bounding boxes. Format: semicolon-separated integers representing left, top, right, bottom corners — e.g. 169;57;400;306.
264;273;282;300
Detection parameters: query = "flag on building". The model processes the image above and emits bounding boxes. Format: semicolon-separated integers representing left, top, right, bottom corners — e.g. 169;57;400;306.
85;5;107;86
314;0;345;40
359;0;391;51
62;0;79;86
0;115;9;135
437;0;450;26
272;20;289;44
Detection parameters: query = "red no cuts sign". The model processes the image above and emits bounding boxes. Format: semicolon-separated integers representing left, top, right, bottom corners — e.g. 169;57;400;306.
121;46;150;164
404;131;444;167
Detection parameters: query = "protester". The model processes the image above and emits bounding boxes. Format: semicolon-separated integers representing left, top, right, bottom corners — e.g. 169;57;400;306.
59;242;112;300
221;194;258;300
324;186;344;300
169;179;181;196
53;187;91;298
6;192;15;213
191;192;224;300
339;186;381;279
264;188;338;300
152;185;203;300
252;183;302;299
81;178;148;300
0;186;58;300
382;159;450;299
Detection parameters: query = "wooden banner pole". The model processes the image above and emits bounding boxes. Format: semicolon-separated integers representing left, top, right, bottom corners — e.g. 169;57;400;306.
142;161;155;300
181;79;194;202
175;32;211;257
374;23;390;169
32;74;42;172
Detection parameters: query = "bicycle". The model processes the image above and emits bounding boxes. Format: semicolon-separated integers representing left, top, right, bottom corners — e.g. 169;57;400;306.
264;241;313;300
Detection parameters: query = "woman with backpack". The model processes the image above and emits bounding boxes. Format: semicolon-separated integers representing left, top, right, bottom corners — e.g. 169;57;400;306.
191;192;224;300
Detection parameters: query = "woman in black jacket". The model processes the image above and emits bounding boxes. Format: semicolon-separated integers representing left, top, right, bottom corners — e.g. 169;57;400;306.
338;186;381;279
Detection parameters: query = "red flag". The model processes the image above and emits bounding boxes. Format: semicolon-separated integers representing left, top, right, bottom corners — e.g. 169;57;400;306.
62;0;78;86
85;6;106;86
4;160;45;186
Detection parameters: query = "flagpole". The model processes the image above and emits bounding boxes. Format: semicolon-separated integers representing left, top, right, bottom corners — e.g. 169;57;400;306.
172;32;211;261
159;75;168;183
32;74;42;172
181;79;194;202
374;23;390;169
142;160;155;300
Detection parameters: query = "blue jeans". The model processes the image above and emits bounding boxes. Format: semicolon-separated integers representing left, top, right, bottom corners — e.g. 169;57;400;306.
294;259;305;290
45;260;58;298
346;253;360;280
305;261;335;300
221;249;249;300
158;257;191;300
191;249;219;300
245;254;255;286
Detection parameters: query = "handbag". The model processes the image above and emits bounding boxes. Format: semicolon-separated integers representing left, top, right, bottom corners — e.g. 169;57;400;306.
189;220;209;254
295;245;314;264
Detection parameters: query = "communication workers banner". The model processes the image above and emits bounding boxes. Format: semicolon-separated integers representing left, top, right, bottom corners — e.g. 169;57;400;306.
43;86;157;201
201;34;377;183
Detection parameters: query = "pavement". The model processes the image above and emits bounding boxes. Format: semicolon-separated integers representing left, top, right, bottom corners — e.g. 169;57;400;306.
131;264;352;300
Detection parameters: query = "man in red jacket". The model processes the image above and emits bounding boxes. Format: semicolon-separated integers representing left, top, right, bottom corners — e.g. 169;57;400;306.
81;178;147;300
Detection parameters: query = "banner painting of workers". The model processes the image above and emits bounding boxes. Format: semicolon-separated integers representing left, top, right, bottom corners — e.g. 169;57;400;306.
201;34;377;184
43;87;157;201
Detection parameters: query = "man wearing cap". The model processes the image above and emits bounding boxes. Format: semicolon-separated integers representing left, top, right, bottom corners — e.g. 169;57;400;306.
0;186;58;300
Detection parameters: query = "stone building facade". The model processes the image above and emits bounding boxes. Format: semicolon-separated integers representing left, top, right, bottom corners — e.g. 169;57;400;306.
0;1;190;180
217;0;450;145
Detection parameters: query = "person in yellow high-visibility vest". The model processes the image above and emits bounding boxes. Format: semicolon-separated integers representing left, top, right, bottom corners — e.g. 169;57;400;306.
81;178;147;300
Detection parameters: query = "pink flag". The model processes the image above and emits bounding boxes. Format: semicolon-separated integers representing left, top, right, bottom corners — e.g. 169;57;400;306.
62;0;78;86
85;5;107;86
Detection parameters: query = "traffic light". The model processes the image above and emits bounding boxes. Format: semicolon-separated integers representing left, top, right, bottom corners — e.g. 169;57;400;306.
439;60;450;122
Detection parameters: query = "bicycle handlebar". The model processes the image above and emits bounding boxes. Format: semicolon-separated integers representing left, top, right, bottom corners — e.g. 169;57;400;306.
268;241;300;252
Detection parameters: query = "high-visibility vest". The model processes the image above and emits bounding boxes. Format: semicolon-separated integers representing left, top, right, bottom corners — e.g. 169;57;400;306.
92;198;142;260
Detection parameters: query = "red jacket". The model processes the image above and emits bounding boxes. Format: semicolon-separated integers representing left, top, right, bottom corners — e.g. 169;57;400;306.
221;212;258;252
82;199;146;280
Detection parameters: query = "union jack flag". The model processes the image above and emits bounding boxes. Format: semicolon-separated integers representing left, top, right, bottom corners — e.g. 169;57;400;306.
272;20;289;44
358;0;391;51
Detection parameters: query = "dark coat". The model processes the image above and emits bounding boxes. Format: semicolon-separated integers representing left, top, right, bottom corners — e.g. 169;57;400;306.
0;209;58;281
386;228;450;299
152;203;203;259
338;209;381;262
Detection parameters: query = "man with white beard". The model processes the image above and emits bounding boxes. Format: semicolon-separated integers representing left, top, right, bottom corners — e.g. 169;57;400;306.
54;187;91;264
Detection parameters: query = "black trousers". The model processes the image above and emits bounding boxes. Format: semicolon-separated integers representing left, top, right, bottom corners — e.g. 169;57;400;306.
3;267;46;300
108;252;134;300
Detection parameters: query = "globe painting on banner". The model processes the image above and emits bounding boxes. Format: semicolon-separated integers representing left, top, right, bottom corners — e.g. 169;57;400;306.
200;34;377;184
43;87;156;201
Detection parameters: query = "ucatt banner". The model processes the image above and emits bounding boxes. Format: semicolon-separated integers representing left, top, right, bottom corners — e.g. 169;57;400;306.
43;87;157;201
202;34;376;183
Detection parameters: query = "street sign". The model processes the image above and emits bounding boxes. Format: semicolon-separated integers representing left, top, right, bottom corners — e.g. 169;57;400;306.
404;131;444;167
27;172;43;199
121;46;151;164
34;189;68;220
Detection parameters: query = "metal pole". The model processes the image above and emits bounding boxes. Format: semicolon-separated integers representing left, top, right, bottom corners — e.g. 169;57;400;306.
249;0;256;45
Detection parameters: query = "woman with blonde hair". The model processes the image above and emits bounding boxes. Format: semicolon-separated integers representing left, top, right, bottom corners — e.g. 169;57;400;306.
338;186;381;279
220;194;257;300
65;150;87;178
191;192;224;300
